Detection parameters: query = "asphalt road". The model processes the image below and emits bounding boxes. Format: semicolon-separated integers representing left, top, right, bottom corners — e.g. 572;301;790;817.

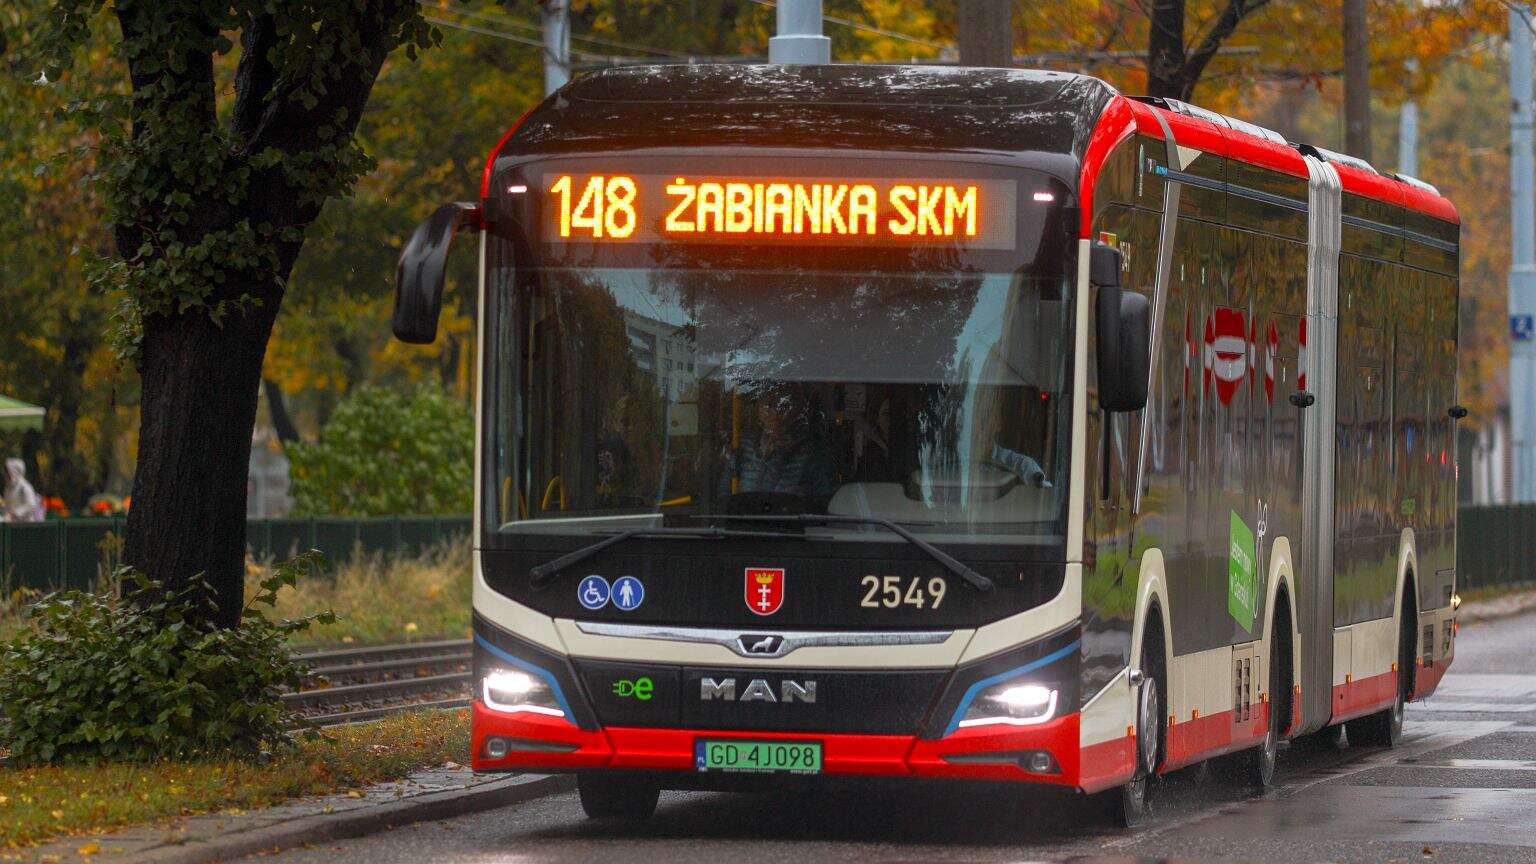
246;611;1536;864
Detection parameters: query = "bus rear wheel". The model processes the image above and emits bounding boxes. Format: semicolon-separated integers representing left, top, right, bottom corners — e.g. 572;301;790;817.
577;773;660;820
1347;592;1413;748
1225;631;1286;789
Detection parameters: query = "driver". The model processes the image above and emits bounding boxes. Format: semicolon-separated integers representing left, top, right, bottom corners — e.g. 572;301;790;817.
726;391;837;499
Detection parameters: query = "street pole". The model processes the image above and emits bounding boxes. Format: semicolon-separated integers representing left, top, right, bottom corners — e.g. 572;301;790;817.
958;0;1014;68
769;0;831;64
1510;4;1536;502
1397;100;1417;176
1398;62;1418;177
542;0;570;96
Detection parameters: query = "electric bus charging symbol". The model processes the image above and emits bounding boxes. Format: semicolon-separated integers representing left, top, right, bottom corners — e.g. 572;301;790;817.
578;575;610;610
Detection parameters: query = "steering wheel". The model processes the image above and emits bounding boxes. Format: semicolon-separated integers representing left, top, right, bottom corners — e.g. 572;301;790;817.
725;491;816;516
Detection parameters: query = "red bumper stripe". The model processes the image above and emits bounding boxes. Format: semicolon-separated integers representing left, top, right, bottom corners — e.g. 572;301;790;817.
472;702;1109;789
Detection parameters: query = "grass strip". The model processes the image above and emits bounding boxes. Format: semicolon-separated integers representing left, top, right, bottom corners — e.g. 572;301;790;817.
0;708;469;850
262;539;472;648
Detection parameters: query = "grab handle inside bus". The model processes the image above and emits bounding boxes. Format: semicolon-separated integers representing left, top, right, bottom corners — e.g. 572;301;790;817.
1091;243;1150;413
393;202;481;344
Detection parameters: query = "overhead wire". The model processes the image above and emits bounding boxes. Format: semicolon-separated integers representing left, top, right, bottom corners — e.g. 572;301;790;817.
420;1;688;60
741;0;945;50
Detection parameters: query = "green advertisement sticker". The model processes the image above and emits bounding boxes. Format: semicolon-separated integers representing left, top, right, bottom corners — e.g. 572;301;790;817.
1228;510;1257;633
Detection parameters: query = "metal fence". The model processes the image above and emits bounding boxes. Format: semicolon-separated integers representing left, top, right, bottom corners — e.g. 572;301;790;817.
3;508;1530;596
1457;505;1536;593
0;516;472;593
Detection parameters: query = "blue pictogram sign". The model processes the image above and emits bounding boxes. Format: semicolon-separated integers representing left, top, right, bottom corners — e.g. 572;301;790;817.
1513;314;1535;342
612;575;645;611
578;575;611;610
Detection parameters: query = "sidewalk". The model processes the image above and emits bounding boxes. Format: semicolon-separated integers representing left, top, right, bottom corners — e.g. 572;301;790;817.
1457;586;1536;625
13;766;570;864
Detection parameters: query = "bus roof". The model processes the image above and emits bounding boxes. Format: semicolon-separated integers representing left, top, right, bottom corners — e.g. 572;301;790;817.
489;64;1116;191
487;64;1457;228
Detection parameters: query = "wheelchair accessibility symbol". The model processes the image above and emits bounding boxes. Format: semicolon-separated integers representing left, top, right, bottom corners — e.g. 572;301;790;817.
578;575;610;610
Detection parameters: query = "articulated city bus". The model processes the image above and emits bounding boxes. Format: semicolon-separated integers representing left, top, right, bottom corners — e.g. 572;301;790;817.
392;65;1461;825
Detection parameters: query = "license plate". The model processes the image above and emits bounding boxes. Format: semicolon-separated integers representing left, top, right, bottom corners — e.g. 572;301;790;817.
696;739;822;774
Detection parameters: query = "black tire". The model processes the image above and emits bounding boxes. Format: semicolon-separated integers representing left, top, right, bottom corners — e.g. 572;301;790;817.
1345;687;1404;747
1098;622;1165;828
1311;723;1346;749
577;773;660;820
1228;631;1285;789
1347;588;1414;748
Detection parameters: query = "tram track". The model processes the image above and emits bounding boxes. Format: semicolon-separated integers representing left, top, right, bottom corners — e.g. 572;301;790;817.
0;640;475;764
288;638;474;727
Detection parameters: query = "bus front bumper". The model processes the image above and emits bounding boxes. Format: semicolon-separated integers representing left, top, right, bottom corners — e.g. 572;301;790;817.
470;700;1104;789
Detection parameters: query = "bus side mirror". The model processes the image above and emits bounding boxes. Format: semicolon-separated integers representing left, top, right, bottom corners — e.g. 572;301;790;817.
393;202;480;344
1091;243;1150;413
1090;242;1122;289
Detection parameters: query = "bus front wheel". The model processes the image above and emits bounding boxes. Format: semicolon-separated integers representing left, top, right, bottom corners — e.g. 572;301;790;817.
1102;623;1165;828
577;773;660;820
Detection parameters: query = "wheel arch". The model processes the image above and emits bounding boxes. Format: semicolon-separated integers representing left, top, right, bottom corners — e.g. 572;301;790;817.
1260;536;1301;727
1130;546;1174;679
1394;527;1420;630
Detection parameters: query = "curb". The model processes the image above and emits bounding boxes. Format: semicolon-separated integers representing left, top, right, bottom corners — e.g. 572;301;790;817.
102;773;573;864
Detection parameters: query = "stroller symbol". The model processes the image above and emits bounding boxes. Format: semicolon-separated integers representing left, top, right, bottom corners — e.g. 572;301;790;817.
577;575;611;610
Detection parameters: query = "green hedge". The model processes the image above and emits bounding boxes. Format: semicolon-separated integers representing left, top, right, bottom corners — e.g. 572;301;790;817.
0;516;471;592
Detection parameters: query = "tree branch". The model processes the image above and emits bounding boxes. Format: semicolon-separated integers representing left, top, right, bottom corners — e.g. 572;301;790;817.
1178;0;1270;100
232;13;278;145
111;2;221;266
237;1;422;224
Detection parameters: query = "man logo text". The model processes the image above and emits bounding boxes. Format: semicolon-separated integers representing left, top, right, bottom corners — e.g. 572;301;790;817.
699;677;817;703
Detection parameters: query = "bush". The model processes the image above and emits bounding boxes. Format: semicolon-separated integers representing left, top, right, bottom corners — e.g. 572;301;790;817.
287;385;473;516
0;553;333;765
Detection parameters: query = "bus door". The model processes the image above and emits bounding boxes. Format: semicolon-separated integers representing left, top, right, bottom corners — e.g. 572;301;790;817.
1296;155;1341;733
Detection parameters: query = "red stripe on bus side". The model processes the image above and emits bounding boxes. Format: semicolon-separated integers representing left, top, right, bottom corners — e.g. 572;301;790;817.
1077;95;1137;238
1161;702;1270;772
1331;669;1399;724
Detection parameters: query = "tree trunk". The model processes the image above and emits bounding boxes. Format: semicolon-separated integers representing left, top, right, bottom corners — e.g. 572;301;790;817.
1147;0;1186;99
263;378;302;444
1343;0;1372;161
43;323;94;508
957;0;1013;68
124;275;289;628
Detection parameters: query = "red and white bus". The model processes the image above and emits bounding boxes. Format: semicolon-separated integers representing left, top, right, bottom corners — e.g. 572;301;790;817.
393;65;1461;824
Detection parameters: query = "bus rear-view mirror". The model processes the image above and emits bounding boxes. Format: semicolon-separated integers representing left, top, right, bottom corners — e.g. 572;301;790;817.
1092;243;1149;413
393;202;480;344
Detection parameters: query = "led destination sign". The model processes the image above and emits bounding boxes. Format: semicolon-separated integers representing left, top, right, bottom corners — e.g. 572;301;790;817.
541;174;1019;249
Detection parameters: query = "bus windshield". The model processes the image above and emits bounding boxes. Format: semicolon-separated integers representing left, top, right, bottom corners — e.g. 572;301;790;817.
486;262;1073;544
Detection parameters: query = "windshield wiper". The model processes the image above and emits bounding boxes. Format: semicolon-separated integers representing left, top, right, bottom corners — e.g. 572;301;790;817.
528;527;798;589
707;514;994;593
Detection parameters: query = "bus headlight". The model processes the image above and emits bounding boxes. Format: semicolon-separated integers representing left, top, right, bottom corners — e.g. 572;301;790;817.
482;669;567;719
957;681;1059;729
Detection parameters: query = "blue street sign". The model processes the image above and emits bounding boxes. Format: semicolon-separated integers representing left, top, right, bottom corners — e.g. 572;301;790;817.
1513;314;1535;342
577;575;611;610
612;575;645;611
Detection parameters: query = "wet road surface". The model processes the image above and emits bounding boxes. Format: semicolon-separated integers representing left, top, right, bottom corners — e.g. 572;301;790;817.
245;611;1536;863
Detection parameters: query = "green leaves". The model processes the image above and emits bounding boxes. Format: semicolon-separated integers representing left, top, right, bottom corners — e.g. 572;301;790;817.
287;385;473;517
9;0;437;357
0;553;334;765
